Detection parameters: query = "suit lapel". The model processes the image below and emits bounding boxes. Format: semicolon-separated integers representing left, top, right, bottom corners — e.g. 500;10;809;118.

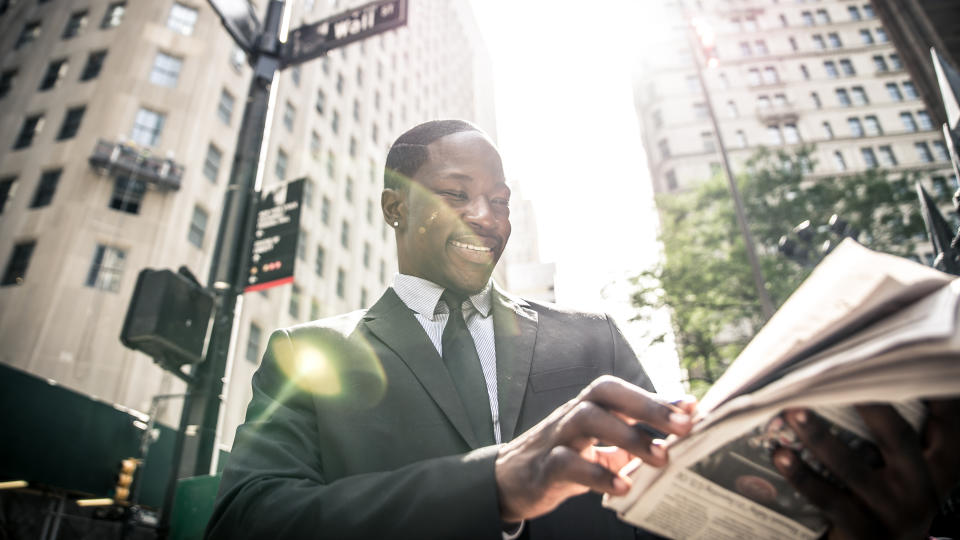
493;286;538;441
362;289;479;448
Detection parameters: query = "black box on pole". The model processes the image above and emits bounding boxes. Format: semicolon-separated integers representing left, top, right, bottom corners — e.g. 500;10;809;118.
121;269;215;368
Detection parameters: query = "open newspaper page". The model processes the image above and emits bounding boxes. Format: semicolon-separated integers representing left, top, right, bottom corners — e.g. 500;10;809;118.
604;243;960;539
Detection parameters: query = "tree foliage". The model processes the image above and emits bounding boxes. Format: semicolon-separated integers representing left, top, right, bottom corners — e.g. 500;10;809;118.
632;146;927;396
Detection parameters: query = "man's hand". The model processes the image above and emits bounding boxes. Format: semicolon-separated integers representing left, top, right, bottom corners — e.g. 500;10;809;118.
772;399;960;540
494;376;694;522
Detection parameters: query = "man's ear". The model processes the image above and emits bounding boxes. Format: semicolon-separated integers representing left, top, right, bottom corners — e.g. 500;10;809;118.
381;188;405;229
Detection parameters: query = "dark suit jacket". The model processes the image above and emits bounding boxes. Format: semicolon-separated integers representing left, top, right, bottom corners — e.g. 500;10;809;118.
206;286;656;539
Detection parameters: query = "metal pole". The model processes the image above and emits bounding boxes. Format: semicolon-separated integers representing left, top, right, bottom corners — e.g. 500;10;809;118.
681;3;776;321
159;0;285;533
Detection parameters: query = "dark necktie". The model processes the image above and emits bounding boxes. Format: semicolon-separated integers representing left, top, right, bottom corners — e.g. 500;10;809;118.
441;291;495;446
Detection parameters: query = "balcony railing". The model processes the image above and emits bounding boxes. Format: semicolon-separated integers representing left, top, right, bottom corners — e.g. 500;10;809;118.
756;104;799;123
88;139;184;191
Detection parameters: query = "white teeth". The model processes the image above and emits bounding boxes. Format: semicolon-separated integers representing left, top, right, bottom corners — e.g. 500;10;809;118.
450;240;491;252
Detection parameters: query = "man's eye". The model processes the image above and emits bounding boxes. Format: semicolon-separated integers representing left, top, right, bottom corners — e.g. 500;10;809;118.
440;191;467;200
492;198;510;207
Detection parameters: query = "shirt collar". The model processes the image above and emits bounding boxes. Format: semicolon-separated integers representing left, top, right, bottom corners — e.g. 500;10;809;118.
392;273;493;320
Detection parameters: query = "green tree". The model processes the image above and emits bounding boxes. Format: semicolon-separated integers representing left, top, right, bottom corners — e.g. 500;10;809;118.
632;146;928;396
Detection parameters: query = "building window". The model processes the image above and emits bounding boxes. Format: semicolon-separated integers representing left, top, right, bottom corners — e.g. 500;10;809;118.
801;11;814;26
878;145;897;166
371;123;379;143
861;148;878;168
314;245;325;276
863;4;875;18
310;299;320;321
62;10;88;39
109;175;146;214
229;45;246;71
933;141;950;162
341;220;350;248
778;124;798;144
80;50;107;81
16;21;42;49
0;69;16;98
851;86;869;105
360;288;368;307
149;52;183;87
39;59;68;91
823;121;834;139
14;114;44;150
131;108;165;147
902;81;918;100
283;101;295;132
848;6;862;20
800;64;810;80
886;83;903;101
303;179;314;208
85;244;126;292
726;100;738;118
901;112;918;132
246;323;262;363
2;241;36;286
811;91;822;108
349;136;358;157
779;14;788;27
864;115;882;136
767;125;783;145
824;61;838;79
379;260;386;283
352;99;360;121
101;2;126;28
363;241;371;268
316;89;325;114
834;151;848;171
57;106;86;140
332;110;340;134
812;34;825;49
291;65;300;86
762;67;779;85
321;196;330;224
755;40;769;56
188;205;208;248
275;149;287;179
336;72;344;94
217;89;235;125
0;176;15;213
658;139;670;159
30;169;62;208
366;199;373;223
297;229;306;261
289;284;301;318
876;28;888;43
917;110;933;130
345;176;354;202
734;130;747;148
203;143;222;182
815;9;830;24
828;33;842;48
836;88;851;107
839;59;856;76
848;117;865;137
747;68;761;86
788;37;798;51
167;3;199;35
889;54;903;70
336;268;345;298
873;55;889;73
700;131;716;152
915;142;934;163
310;131;321;158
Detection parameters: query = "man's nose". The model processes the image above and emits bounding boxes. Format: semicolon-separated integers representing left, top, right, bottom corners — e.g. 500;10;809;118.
462;197;495;229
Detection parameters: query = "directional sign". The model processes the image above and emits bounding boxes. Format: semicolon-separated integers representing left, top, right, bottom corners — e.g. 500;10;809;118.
208;0;262;53
244;178;304;293
281;0;407;68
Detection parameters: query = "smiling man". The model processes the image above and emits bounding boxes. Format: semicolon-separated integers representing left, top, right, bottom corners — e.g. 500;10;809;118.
206;120;694;539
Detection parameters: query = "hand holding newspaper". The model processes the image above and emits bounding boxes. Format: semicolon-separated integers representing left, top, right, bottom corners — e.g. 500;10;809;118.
604;239;960;539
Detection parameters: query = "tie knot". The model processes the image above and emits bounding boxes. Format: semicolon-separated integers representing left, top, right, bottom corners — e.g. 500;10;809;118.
441;290;468;314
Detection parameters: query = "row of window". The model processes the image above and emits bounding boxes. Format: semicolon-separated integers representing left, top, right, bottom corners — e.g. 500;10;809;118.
13;2;125;50
1;239;125;292
1;49;107;100
726;4;874;34
11;105;87;150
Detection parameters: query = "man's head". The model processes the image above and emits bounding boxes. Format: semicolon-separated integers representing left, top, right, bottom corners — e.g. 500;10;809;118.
382;120;511;295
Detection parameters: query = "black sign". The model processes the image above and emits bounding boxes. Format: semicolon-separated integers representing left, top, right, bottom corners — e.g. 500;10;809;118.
281;0;407;68
245;178;304;293
208;0;262;53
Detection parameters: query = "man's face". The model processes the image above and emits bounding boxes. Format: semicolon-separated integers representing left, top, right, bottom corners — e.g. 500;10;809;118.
393;131;511;295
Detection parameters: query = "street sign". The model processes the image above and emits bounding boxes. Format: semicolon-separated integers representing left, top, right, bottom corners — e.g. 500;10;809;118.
281;0;407;68
244;178;304;293
208;0;262;53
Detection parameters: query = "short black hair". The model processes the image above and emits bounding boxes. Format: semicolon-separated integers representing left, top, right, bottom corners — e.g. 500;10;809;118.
383;119;482;191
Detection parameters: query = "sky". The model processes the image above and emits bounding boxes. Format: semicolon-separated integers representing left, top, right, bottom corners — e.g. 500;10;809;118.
466;1;685;395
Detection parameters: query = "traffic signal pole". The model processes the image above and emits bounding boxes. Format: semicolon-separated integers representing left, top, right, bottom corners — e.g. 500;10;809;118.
159;0;285;531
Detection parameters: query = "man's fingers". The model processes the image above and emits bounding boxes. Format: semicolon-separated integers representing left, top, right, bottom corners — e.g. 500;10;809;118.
559;402;668;466
544;446;631;497
772;448;878;539
783;409;881;501
581;376;692;437
922;398;960;499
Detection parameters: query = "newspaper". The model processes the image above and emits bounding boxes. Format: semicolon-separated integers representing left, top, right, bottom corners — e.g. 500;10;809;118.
604;240;960;539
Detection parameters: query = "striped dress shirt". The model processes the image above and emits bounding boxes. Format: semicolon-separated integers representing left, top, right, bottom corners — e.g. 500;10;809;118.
392;274;503;444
